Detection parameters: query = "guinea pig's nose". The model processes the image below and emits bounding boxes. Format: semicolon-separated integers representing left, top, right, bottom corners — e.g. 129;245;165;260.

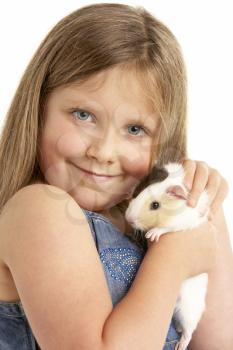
125;212;137;224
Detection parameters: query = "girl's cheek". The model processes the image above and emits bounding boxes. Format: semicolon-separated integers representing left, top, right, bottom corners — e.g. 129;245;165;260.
120;152;151;181
56;130;89;158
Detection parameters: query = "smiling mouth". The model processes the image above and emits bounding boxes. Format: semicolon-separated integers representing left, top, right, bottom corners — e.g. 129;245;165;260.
76;166;121;182
78;166;117;177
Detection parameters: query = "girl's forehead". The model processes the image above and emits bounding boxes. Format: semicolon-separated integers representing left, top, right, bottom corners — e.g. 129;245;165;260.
51;67;156;116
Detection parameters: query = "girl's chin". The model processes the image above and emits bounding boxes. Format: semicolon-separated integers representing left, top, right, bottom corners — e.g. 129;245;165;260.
70;188;117;211
68;186;126;211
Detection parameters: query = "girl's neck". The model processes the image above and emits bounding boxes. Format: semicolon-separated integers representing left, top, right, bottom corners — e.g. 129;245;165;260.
97;206;134;234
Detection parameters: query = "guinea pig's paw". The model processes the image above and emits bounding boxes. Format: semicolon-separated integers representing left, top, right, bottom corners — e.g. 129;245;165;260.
145;228;168;242
145;228;160;242
175;332;192;350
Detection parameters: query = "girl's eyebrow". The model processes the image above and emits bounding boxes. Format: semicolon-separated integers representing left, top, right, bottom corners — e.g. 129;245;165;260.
64;98;104;114
65;99;101;111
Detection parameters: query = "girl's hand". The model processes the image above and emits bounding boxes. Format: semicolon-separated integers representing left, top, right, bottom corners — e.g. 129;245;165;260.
182;159;229;219
148;221;218;278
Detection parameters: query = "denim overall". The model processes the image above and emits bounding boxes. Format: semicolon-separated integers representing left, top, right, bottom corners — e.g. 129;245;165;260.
0;208;182;350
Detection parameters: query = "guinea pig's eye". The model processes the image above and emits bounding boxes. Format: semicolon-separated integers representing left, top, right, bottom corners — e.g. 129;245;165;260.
150;201;160;210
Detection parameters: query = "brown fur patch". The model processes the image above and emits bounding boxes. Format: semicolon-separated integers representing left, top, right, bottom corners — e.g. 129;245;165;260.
132;165;169;198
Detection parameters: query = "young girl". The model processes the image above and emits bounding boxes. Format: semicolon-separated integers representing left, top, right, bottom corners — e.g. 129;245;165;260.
0;3;232;350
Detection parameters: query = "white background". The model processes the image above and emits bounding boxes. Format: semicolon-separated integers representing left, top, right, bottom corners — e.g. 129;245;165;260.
0;1;232;247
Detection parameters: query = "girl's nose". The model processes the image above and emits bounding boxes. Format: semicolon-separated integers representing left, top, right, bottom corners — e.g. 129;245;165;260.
86;129;118;163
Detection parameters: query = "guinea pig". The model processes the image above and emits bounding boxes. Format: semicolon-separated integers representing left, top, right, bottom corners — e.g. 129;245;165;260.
125;162;210;350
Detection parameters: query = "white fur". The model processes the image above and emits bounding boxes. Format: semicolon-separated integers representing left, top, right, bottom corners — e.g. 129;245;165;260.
125;162;210;350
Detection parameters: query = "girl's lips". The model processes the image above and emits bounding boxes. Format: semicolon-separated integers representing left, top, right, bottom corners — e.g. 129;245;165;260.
77;166;121;183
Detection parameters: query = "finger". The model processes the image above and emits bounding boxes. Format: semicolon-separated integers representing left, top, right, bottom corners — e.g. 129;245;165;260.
187;161;209;207
182;159;197;191
204;168;222;205
208;177;229;216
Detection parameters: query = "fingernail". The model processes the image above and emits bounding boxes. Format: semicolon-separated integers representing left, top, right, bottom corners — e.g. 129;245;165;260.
189;198;196;207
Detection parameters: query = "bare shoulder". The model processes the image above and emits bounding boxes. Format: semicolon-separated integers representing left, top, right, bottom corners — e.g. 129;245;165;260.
0;183;88;265
1;182;85;220
1;183;78;216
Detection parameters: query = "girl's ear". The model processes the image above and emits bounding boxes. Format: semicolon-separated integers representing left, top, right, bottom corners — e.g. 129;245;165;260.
165;185;188;200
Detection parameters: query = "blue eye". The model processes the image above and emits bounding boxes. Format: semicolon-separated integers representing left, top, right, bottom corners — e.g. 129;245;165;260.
72;109;93;121
127;125;146;136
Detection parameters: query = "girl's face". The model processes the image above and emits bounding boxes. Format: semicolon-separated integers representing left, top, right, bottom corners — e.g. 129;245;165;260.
39;66;160;213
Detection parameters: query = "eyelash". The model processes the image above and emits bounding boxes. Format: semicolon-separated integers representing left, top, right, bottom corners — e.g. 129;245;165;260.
70;109;149;137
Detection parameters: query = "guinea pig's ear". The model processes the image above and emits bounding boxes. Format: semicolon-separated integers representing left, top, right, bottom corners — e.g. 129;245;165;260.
165;185;188;200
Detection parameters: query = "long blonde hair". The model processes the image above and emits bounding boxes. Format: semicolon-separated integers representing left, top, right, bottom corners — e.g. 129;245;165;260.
0;3;187;245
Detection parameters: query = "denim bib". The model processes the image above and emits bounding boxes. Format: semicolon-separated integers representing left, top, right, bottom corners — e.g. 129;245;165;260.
0;208;182;350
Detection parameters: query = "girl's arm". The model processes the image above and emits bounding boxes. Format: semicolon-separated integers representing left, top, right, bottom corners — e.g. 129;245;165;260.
189;205;233;350
102;238;185;350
